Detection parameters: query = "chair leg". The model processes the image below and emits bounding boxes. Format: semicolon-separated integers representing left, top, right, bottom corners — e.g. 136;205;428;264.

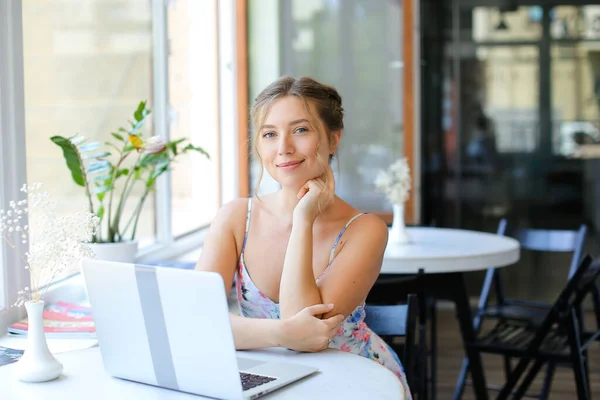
572;355;590;400
452;357;469;400
512;359;545;400
566;312;591;400
538;362;556;400
428;297;437;400
418;323;429;400
496;355;534;400
502;355;512;381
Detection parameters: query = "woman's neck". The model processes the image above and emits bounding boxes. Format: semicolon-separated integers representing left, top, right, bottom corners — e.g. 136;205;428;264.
275;186;301;218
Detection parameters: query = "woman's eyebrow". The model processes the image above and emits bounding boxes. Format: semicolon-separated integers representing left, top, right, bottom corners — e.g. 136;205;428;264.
261;118;309;129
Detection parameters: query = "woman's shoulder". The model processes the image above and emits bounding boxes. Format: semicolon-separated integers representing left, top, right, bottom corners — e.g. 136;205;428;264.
334;199;388;237
212;198;251;229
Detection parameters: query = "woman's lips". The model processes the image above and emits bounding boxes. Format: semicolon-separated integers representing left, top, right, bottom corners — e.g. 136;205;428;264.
277;160;304;171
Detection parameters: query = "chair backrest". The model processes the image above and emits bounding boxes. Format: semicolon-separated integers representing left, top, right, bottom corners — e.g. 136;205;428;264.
511;224;587;278
364;294;418;336
364;294;419;391
478;220;587;314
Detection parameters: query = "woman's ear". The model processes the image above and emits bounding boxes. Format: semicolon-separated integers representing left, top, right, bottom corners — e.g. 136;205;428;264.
330;130;342;154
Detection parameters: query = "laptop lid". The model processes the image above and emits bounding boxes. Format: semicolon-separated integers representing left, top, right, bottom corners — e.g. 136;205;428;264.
81;258;245;400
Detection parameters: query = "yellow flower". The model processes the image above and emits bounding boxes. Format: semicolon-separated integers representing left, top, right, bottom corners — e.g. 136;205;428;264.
128;134;144;150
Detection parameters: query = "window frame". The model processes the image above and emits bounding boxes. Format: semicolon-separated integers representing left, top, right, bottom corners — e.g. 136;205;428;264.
0;0;29;332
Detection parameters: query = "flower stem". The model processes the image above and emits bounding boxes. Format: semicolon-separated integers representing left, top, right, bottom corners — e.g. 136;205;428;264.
110;152;142;242
129;186;151;240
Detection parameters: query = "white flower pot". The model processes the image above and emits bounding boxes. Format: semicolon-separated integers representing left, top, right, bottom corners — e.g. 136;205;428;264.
88;240;138;263
389;203;411;245
14;300;63;382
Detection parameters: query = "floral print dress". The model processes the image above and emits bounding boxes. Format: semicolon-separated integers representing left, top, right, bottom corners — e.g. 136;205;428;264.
235;198;412;399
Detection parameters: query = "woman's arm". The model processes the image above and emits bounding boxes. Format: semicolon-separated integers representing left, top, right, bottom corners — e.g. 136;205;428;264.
194;199;246;293
280;211;388;321
317;215;389;320
230;313;282;349
279;217;322;319
194;199;281;349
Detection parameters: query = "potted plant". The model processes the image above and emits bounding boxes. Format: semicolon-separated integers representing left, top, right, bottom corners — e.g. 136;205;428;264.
50;101;209;262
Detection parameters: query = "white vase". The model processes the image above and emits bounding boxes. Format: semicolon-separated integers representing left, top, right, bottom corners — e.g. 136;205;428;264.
88;240;138;263
389;203;411;244
14;300;63;382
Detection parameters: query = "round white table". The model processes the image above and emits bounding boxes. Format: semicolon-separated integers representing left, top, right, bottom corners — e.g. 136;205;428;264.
382;227;520;274
375;226;520;400
0;346;404;400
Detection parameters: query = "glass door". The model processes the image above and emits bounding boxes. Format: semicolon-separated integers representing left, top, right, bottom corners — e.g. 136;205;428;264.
438;3;599;300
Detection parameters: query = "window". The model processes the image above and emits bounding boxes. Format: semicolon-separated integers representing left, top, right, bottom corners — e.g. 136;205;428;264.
1;0;238;328
248;0;404;212
22;0;156;247
167;0;220;237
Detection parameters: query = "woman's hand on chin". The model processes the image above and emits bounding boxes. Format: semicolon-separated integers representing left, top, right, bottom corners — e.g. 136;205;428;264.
293;166;335;223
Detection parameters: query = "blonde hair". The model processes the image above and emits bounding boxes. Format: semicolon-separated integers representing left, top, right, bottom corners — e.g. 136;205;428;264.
250;76;344;197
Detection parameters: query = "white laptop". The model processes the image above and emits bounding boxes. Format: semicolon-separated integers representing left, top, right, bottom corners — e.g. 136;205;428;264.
81;258;318;400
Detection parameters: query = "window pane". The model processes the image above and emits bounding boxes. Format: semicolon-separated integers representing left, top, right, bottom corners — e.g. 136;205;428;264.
472;7;542;42
168;0;220;237
22;0;155;247
248;0;403;212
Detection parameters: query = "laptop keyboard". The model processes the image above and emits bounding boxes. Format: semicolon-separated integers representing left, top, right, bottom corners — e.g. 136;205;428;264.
240;372;277;391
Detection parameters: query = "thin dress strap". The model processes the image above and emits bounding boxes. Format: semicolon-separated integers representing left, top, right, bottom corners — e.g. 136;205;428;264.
327;213;367;266
241;198;253;254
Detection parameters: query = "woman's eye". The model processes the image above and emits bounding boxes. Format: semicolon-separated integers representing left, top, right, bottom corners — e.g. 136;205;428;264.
262;132;275;138
294;127;308;134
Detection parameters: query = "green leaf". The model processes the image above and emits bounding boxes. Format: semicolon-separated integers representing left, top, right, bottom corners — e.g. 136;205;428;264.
92;174;112;183
134;167;142;180
96;205;105;220
78;142;102;153
69;135;86;145
83;151;111;160
94;185;111;195
116;168;129;179
146;164;169;188
111;133;125;142
87;160;110;171
140;152;168;167
182;144;210;159
50;136;86;187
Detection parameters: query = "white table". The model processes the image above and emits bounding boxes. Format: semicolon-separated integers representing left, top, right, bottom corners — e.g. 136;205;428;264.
382;227;520;274
377;227;520;400
0;346;404;400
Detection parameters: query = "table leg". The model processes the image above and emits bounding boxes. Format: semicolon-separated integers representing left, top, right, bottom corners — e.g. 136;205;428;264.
447;273;488;400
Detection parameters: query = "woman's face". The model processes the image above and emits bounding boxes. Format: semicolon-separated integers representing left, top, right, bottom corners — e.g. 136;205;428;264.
258;96;337;189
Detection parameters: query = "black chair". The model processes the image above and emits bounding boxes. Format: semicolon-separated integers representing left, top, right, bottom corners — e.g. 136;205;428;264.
366;270;428;399
454;220;588;400
365;295;422;395
465;255;600;400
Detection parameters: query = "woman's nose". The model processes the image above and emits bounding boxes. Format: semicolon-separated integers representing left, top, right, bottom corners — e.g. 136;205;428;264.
278;135;294;155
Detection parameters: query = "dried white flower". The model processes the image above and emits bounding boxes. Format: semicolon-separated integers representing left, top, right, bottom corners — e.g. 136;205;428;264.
374;158;412;205
0;182;100;307
144;135;168;154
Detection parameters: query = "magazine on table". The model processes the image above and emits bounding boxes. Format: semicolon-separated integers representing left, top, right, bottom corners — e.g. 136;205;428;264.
9;302;96;339
0;346;24;367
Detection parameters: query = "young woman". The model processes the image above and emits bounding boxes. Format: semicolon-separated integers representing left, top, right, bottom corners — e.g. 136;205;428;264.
196;76;411;397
